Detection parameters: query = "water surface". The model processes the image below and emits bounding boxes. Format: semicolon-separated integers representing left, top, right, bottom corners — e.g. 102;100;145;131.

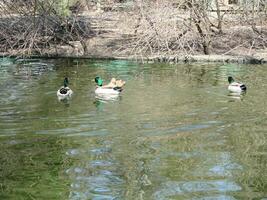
0;58;266;199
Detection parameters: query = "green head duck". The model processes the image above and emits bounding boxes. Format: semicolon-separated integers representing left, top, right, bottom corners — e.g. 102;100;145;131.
228;76;234;84
64;77;69;87
95;77;103;86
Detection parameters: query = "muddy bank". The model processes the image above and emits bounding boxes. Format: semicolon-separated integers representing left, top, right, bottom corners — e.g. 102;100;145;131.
1;51;266;64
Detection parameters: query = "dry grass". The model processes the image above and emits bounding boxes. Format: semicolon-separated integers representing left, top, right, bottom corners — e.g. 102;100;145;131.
0;0;267;58
114;0;267;58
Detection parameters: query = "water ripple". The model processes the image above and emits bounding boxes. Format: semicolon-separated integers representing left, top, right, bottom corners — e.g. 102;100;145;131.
154;180;241;199
192;195;237;200
145;121;222;136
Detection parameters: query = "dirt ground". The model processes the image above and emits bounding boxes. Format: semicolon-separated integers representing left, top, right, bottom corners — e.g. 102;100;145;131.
1;10;267;64
60;11;267;63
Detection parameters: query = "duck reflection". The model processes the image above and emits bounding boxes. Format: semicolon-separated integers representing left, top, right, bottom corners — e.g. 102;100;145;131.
228;91;246;101
95;94;121;102
94;94;121;111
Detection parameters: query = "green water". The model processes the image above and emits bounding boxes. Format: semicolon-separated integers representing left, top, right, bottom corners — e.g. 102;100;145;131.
0;58;266;200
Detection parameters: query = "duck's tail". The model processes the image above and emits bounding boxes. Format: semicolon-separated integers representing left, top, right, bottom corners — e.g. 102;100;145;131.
113;87;123;92
60;87;69;94
240;84;246;91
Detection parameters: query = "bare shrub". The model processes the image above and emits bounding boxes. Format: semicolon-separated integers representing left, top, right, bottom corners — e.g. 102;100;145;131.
0;0;94;56
1;0;267;58
117;0;202;57
116;0;267;58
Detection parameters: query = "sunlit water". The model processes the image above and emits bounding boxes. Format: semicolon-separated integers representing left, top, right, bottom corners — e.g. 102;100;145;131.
0;57;266;200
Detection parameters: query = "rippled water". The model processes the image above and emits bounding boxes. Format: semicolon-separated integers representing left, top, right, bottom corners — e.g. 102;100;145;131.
0;57;266;200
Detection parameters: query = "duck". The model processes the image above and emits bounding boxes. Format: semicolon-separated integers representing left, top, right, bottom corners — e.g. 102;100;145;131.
94;76;123;95
228;76;246;93
57;77;73;100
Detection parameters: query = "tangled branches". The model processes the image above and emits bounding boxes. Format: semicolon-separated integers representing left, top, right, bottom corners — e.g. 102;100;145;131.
0;0;93;56
118;1;198;57
118;0;267;57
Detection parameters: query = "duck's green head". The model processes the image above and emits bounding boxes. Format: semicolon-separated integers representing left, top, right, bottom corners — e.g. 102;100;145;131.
64;77;69;87
95;76;103;86
228;76;234;84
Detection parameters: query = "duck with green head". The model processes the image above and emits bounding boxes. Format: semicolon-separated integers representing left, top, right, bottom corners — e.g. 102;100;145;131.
57;77;73;100
95;76;123;95
95;76;103;87
228;76;246;93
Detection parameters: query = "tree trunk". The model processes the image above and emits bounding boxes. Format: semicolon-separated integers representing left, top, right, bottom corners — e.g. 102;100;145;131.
203;40;211;55
215;0;223;34
193;18;211;55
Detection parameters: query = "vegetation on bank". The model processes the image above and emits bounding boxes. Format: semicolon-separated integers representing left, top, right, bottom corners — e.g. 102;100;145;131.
0;0;266;62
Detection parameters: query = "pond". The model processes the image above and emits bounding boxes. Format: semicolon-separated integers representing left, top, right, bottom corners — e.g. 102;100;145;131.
0;57;266;200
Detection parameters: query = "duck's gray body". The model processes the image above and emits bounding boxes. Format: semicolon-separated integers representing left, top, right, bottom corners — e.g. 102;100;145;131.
228;76;246;93
57;77;73;100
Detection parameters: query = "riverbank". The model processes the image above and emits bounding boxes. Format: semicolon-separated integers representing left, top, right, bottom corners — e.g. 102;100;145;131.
1;51;266;64
1;8;267;64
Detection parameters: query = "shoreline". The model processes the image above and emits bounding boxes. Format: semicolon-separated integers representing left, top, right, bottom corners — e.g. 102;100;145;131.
1;3;267;66
1;53;266;64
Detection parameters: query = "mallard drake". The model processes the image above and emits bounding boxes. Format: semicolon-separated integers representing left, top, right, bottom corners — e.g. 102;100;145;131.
57;77;73;100
228;76;246;93
95;76;123;95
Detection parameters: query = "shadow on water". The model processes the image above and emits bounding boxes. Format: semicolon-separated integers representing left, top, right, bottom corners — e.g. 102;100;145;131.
0;58;266;199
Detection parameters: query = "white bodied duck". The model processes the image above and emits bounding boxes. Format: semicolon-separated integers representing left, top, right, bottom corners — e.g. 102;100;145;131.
57;77;73;100
228;76;247;93
94;77;123;95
